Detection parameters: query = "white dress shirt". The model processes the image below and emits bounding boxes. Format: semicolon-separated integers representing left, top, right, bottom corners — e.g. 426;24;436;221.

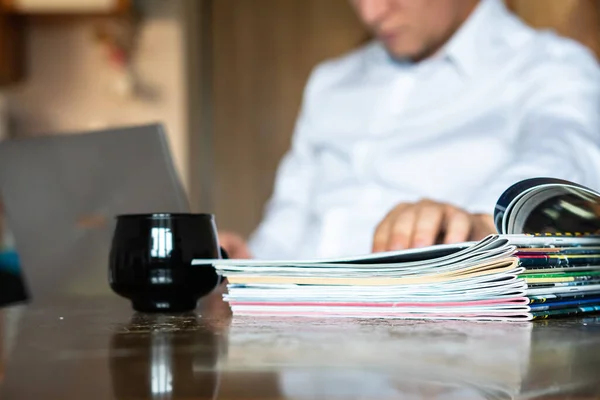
248;0;600;260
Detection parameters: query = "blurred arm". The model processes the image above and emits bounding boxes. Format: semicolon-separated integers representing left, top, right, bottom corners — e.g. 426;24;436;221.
466;46;600;215
247;71;323;259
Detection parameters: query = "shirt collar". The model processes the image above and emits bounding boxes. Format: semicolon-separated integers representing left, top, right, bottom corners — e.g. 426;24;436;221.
443;0;512;77
367;0;513;76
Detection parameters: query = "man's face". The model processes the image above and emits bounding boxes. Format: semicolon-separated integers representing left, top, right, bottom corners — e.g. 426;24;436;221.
351;0;478;61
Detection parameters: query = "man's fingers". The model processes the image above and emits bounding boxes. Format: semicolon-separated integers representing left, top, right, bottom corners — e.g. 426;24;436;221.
387;205;417;251
443;208;472;244
372;205;409;252
218;232;252;259
411;201;444;247
234;245;252;259
470;214;495;240
372;201;486;253
372;217;393;253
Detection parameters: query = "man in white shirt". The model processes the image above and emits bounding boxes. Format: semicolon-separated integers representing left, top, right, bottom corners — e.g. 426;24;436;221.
220;0;600;260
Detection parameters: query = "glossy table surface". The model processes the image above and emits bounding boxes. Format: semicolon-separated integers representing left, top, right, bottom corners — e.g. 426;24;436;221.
1;282;600;400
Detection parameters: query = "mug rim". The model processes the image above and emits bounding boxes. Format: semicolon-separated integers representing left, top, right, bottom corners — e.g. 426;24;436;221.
115;213;214;219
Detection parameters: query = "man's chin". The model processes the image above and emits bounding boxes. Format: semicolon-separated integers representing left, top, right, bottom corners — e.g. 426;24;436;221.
379;39;420;60
383;43;433;63
383;47;419;61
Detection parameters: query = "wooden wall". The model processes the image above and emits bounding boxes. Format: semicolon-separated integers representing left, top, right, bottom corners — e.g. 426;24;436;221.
196;0;600;237
507;0;600;57
209;0;366;235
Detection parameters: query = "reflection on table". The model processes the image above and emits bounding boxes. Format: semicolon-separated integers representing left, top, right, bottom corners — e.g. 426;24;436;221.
0;283;599;399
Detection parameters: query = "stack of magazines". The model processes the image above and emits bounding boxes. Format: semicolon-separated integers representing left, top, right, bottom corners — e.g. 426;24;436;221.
202;178;600;321
519;243;600;319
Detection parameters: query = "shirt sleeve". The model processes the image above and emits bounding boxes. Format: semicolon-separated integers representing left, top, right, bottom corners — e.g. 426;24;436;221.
247;67;323;259
465;42;600;215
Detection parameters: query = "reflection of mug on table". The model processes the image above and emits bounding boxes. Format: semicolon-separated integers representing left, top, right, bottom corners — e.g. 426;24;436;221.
109;313;228;399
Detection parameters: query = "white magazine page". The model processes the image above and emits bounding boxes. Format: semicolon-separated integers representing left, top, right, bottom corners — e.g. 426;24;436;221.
201;235;508;268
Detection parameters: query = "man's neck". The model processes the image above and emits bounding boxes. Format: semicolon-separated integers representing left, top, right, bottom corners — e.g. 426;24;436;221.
410;0;480;63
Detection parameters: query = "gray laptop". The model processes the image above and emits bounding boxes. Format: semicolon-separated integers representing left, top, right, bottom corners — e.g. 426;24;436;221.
0;123;189;303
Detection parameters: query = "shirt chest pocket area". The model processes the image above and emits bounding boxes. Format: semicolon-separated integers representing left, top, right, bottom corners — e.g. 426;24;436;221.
370;117;514;198
304;93;376;191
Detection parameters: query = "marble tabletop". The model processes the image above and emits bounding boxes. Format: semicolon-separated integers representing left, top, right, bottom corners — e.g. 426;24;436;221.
1;281;600;400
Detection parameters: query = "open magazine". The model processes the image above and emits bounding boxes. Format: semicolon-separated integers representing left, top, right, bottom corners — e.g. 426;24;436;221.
495;177;600;238
206;177;600;266
206;178;600;321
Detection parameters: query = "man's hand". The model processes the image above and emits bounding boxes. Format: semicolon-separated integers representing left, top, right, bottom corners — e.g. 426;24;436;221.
218;231;252;259
372;199;495;252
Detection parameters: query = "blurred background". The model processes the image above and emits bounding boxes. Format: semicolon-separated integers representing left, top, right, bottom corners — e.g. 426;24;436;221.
1;0;600;389
0;0;599;243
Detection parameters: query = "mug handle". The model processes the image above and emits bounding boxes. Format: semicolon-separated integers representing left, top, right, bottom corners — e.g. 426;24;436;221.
216;247;228;285
219;247;229;260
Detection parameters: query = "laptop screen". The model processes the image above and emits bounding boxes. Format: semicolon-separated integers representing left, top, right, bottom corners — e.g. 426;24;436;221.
0;123;189;306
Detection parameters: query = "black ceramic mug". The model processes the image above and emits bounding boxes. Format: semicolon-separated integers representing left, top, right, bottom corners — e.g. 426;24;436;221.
109;213;226;313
